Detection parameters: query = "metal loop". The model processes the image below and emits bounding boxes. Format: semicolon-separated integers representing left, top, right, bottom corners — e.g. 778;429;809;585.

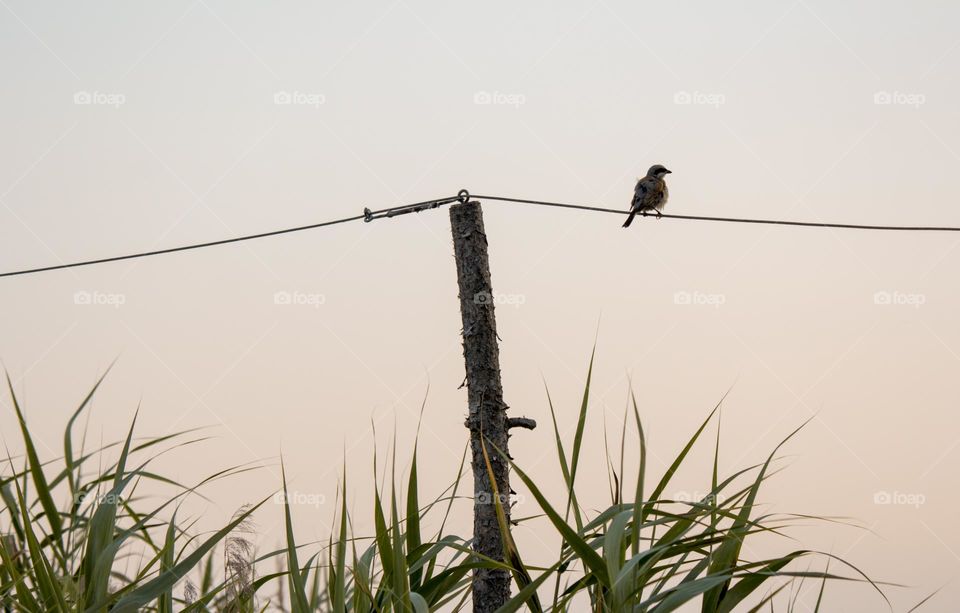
457;189;470;203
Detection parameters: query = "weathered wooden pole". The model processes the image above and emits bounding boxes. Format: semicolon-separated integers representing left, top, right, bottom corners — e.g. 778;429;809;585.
450;199;513;612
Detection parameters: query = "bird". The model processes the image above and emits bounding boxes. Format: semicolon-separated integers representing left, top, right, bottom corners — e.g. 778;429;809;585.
623;164;671;228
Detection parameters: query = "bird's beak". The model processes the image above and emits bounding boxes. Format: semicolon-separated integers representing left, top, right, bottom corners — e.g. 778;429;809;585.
664;169;672;174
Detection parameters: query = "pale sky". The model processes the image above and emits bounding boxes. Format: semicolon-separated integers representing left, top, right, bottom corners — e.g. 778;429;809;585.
2;1;960;610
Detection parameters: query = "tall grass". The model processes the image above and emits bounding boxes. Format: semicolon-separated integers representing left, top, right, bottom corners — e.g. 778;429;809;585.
0;358;898;611
0;370;276;611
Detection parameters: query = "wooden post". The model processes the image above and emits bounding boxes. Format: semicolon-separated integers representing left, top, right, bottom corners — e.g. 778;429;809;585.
450;199;512;612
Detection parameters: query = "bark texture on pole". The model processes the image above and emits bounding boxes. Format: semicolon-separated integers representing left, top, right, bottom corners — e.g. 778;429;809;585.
450;200;512;612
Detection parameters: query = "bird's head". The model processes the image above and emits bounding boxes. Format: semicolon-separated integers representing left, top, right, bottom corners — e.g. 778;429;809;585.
647;164;672;178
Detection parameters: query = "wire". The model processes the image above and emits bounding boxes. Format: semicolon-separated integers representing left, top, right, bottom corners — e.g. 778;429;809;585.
0;196;461;278
3;190;960;279
474;194;960;232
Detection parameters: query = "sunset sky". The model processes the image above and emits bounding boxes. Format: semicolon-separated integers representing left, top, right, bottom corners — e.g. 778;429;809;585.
2;1;959;610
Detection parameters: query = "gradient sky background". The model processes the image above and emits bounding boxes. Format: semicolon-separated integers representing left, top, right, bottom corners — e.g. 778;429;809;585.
2;1;960;610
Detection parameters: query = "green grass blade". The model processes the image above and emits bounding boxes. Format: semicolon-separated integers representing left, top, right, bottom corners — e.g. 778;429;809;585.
630;389;647;557
565;345;596;531
81;411;139;609
14;478;68;612
390;438;412;611
604;509;632;608
105;499;267;612
280;463;311;613
0;518;42;612
648;394;725;509
906;587;943;613
813;558;829;612
494;562;561;613
407;439;423;591
64;365;113;512
703;419;810;612
156;512;177;613
544;381;572;491
508;453;609;586
6;374;65;563
333;471;347;612
744;582;790;613
715;552;804;613
480;434;542;613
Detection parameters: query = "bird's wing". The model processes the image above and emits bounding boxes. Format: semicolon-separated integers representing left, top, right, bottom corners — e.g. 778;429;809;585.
631;179;648;210
635;177;666;210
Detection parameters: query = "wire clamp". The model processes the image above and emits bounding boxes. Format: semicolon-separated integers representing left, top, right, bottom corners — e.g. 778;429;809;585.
363;195;460;223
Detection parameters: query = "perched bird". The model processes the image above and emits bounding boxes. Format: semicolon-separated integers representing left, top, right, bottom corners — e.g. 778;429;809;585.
623;164;671;228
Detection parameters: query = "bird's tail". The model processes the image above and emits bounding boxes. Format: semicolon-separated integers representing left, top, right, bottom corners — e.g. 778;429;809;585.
622;210;637;228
